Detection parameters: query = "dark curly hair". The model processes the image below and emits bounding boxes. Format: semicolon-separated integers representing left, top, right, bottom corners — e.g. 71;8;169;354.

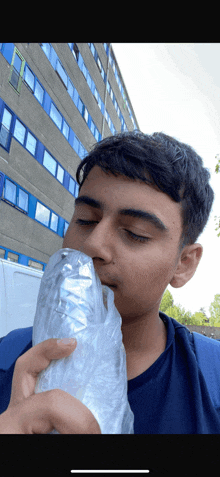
76;131;214;249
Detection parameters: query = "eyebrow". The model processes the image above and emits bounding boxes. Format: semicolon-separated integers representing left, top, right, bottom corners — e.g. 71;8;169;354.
75;195;168;233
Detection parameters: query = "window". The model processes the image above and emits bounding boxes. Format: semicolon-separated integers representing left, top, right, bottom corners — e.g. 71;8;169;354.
56;60;68;88
28;259;44;271
41;43;51;59
7;251;19;263
34;81;44;104
0;248;6;259
43;150;57;176
69;177;75;195
73;135;80;154
72;44;79;62
4;179;29;212
95;128;99;141
87;72;92;89
94;88;98;102
90;43;95;57
13;119;26;144
50;103;62;129
75;183;79;198
26;132;37;155
0;108;12;149
4;178;16;204
68;79;74;99
77;97;83;115
9;48;25;93
82;62;87;80
63;221;69;237
97;57;102;74
90;120;95;135
83;107;89;124
50;212;58;232
56;164;64;183
35;201;50;227
24;65;35;91
62;120;69;140
18;188;28;212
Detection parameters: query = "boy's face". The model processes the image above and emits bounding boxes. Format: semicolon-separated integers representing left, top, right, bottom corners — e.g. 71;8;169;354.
63;166;183;322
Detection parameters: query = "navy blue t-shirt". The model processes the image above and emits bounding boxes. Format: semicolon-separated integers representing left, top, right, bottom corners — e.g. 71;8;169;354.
1;312;220;433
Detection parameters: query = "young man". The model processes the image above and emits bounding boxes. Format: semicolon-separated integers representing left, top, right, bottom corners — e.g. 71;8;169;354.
0;131;219;434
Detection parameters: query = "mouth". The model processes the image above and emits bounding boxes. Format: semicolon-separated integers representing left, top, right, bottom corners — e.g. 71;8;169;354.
101;281;117;290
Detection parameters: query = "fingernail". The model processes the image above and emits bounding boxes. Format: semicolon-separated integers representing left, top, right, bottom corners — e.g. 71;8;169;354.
57;337;76;345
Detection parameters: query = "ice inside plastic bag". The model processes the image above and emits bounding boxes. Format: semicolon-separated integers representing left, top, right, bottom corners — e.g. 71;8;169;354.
32;248;134;434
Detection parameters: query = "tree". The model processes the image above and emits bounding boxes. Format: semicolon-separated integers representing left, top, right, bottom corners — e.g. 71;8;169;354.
160;290;208;326
159;289;173;313
215;154;220;237
209;294;220;326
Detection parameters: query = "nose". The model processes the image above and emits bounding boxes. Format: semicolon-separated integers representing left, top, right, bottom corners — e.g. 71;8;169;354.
82;218;114;263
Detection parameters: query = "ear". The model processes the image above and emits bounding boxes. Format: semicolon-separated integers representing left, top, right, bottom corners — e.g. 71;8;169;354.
170;243;203;289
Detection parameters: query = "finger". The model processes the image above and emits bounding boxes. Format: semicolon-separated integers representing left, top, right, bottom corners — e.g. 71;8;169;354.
4;390;101;434
9;338;77;406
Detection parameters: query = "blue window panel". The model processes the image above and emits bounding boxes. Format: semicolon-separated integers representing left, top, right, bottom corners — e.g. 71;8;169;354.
50;103;62;129
67;78;74;99
87;72;92;89
75;183;79;198
50;212;58;232
78;53;83;70
73;135;80;154
35;141;44;165
57;216;64;237
90;120;95;135
95;128;99;142
56;164;64;183
34;81;44;104
0;108;12;149
26;132;37;156
24;65;34;91
49;46;57;69
0;171;5;199
18;188;28;212
68;128;74;148
62;120;69;140
43;91;51;115
4;178;16;204
41;43;50;59
82;62;87;80
68;177;75;195
73;89;79;108
35;201;50;227
13;53;22;74
63;221;69;237
77;97;83;115
28;195;37;219
2;43;14;64
43;150;57;176
13;119;26;144
79;143;85;159
56;60;68;88
63;170;69;189
2;108;12;130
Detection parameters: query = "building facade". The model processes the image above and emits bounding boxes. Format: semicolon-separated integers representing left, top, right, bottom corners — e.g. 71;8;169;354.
0;43;139;270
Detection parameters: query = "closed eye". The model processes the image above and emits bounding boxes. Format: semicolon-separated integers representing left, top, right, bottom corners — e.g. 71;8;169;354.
75;219;150;243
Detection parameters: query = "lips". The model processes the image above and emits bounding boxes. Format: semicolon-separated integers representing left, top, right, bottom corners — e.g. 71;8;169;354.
101;281;117;289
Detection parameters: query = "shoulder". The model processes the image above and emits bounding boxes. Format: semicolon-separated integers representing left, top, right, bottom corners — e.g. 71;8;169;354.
0;327;33;371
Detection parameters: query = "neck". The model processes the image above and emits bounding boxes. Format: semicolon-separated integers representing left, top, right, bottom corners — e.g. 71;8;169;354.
121;310;167;380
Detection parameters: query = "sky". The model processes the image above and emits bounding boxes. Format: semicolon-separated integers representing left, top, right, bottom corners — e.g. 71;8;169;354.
112;43;220;316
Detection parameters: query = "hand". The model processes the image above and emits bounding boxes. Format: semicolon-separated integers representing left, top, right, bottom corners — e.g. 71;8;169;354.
0;338;101;434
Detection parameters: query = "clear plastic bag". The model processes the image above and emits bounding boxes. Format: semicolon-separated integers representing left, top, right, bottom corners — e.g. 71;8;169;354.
32;248;134;434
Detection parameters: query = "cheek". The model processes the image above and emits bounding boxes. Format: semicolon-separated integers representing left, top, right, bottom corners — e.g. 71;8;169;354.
114;252;177;316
